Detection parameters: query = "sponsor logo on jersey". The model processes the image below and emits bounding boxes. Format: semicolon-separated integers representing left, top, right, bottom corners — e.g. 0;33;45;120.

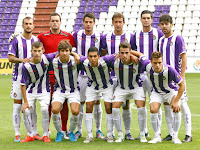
115;68;122;70
30;70;36;73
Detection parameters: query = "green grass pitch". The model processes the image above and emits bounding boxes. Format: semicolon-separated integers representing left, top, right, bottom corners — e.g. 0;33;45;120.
0;74;200;150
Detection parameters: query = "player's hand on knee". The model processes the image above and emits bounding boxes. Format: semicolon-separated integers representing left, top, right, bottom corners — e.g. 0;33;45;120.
21;103;30;113
171;101;181;113
9;33;20;43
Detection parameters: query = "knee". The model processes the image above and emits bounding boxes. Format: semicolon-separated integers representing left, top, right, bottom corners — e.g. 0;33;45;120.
52;107;60;114
105;106;112;114
72;109;79;116
150;107;158;113
86;103;93;113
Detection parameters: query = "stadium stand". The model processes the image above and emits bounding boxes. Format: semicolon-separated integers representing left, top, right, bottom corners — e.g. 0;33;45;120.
0;0;199;58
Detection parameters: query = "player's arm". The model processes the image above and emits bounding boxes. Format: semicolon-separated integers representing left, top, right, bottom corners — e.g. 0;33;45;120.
130;50;144;57
8;55;30;63
71;52;81;64
171;80;185;113
100;48;107;56
180;53;187;81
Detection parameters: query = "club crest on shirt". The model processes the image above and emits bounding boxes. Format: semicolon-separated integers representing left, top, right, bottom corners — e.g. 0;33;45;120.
193;60;200;71
153;35;156;40
13;93;17;97
124;38;128;42
170;41;173;46
95;37;99;43
132;68;136;73
163;76;166;80
177;75;180;79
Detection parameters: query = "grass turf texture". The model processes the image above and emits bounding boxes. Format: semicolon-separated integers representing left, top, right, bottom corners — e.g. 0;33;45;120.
0;74;199;150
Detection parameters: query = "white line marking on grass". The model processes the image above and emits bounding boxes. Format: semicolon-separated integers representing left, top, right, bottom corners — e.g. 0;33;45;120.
130;103;200;117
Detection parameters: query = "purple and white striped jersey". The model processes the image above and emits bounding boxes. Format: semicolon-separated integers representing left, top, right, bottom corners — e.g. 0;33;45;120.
52;56;79;93
109;57;142;90
102;32;135;54
80;55;115;90
133;28;164;59
8;34;39;81
140;56;182;94
20;54;55;94
159;33;186;74
73;29;103;56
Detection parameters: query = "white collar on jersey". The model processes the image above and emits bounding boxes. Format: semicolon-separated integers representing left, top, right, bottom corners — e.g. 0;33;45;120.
142;27;153;33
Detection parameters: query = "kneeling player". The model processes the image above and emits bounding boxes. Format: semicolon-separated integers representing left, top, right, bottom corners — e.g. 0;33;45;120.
51;40;80;142
132;51;184;144
20;41;54;142
77;47;114;143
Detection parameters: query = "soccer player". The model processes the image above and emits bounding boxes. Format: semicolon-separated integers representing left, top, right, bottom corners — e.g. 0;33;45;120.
101;12;135;140
76;47;114;143
73;13;104;139
20;41;53;142
158;14;192;142
8;17;41;142
51;40;80;142
37;12;76;138
132;10;164;139
111;42;147;143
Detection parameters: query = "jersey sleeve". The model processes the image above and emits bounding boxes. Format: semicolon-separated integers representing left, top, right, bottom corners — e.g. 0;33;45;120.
132;32;137;50
79;56;87;71
20;64;29;85
168;66;182;84
46;53;56;62
139;56;150;72
68;33;76;48
176;35;186;55
102;54;116;68
8;38;18;56
101;34;107;50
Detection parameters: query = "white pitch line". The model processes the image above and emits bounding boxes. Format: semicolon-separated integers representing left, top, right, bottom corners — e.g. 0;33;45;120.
130;103;200;117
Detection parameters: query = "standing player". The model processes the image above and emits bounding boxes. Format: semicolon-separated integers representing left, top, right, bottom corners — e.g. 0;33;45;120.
20;41;53;143
37;12;76;138
158;14;192;142
132;51;184;144
132;10;164;139
101;12;135;140
111;42;147;143
73;13;104;139
8;17;40;142
51;40;80;142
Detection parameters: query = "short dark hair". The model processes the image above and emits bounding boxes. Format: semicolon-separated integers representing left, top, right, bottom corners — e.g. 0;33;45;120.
32;41;43;49
119;42;131;51
151;52;163;60
141;10;152;18
112;12;125;22
159;14;173;24
88;47;99;55
22;17;33;24
50;12;61;22
83;13;95;22
58;40;72;52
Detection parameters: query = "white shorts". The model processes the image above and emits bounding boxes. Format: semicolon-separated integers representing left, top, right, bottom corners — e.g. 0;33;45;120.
113;86;145;106
86;84;113;103
10;79;22;100
26;92;50;108
52;88;80;104
110;76;118;92
150;90;178;104
140;72;153;97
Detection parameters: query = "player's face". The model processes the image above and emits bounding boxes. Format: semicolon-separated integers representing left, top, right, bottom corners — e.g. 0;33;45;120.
83;17;95;33
50;16;61;30
31;46;44;61
22;19;34;33
151;57;163;73
119;47;131;64
159;21;173;35
141;13;152;27
59;48;71;61
112;17;125;33
88;51;100;67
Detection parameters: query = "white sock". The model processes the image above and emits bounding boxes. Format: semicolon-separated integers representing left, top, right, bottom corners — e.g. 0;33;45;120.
23;108;33;137
69;115;78;133
94;104;103;131
144;106;148;134
13;103;22;136
41;107;49;136
181;101;192;136
106;114;113;137
164;105;173;136
137;107;145;135
112;108;123;136
173;112;181;138
52;113;62;133
150;113;160;137
158;107;162;134
31;106;37;135
85;113;93;138
122;109;131;135
77;104;84;133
